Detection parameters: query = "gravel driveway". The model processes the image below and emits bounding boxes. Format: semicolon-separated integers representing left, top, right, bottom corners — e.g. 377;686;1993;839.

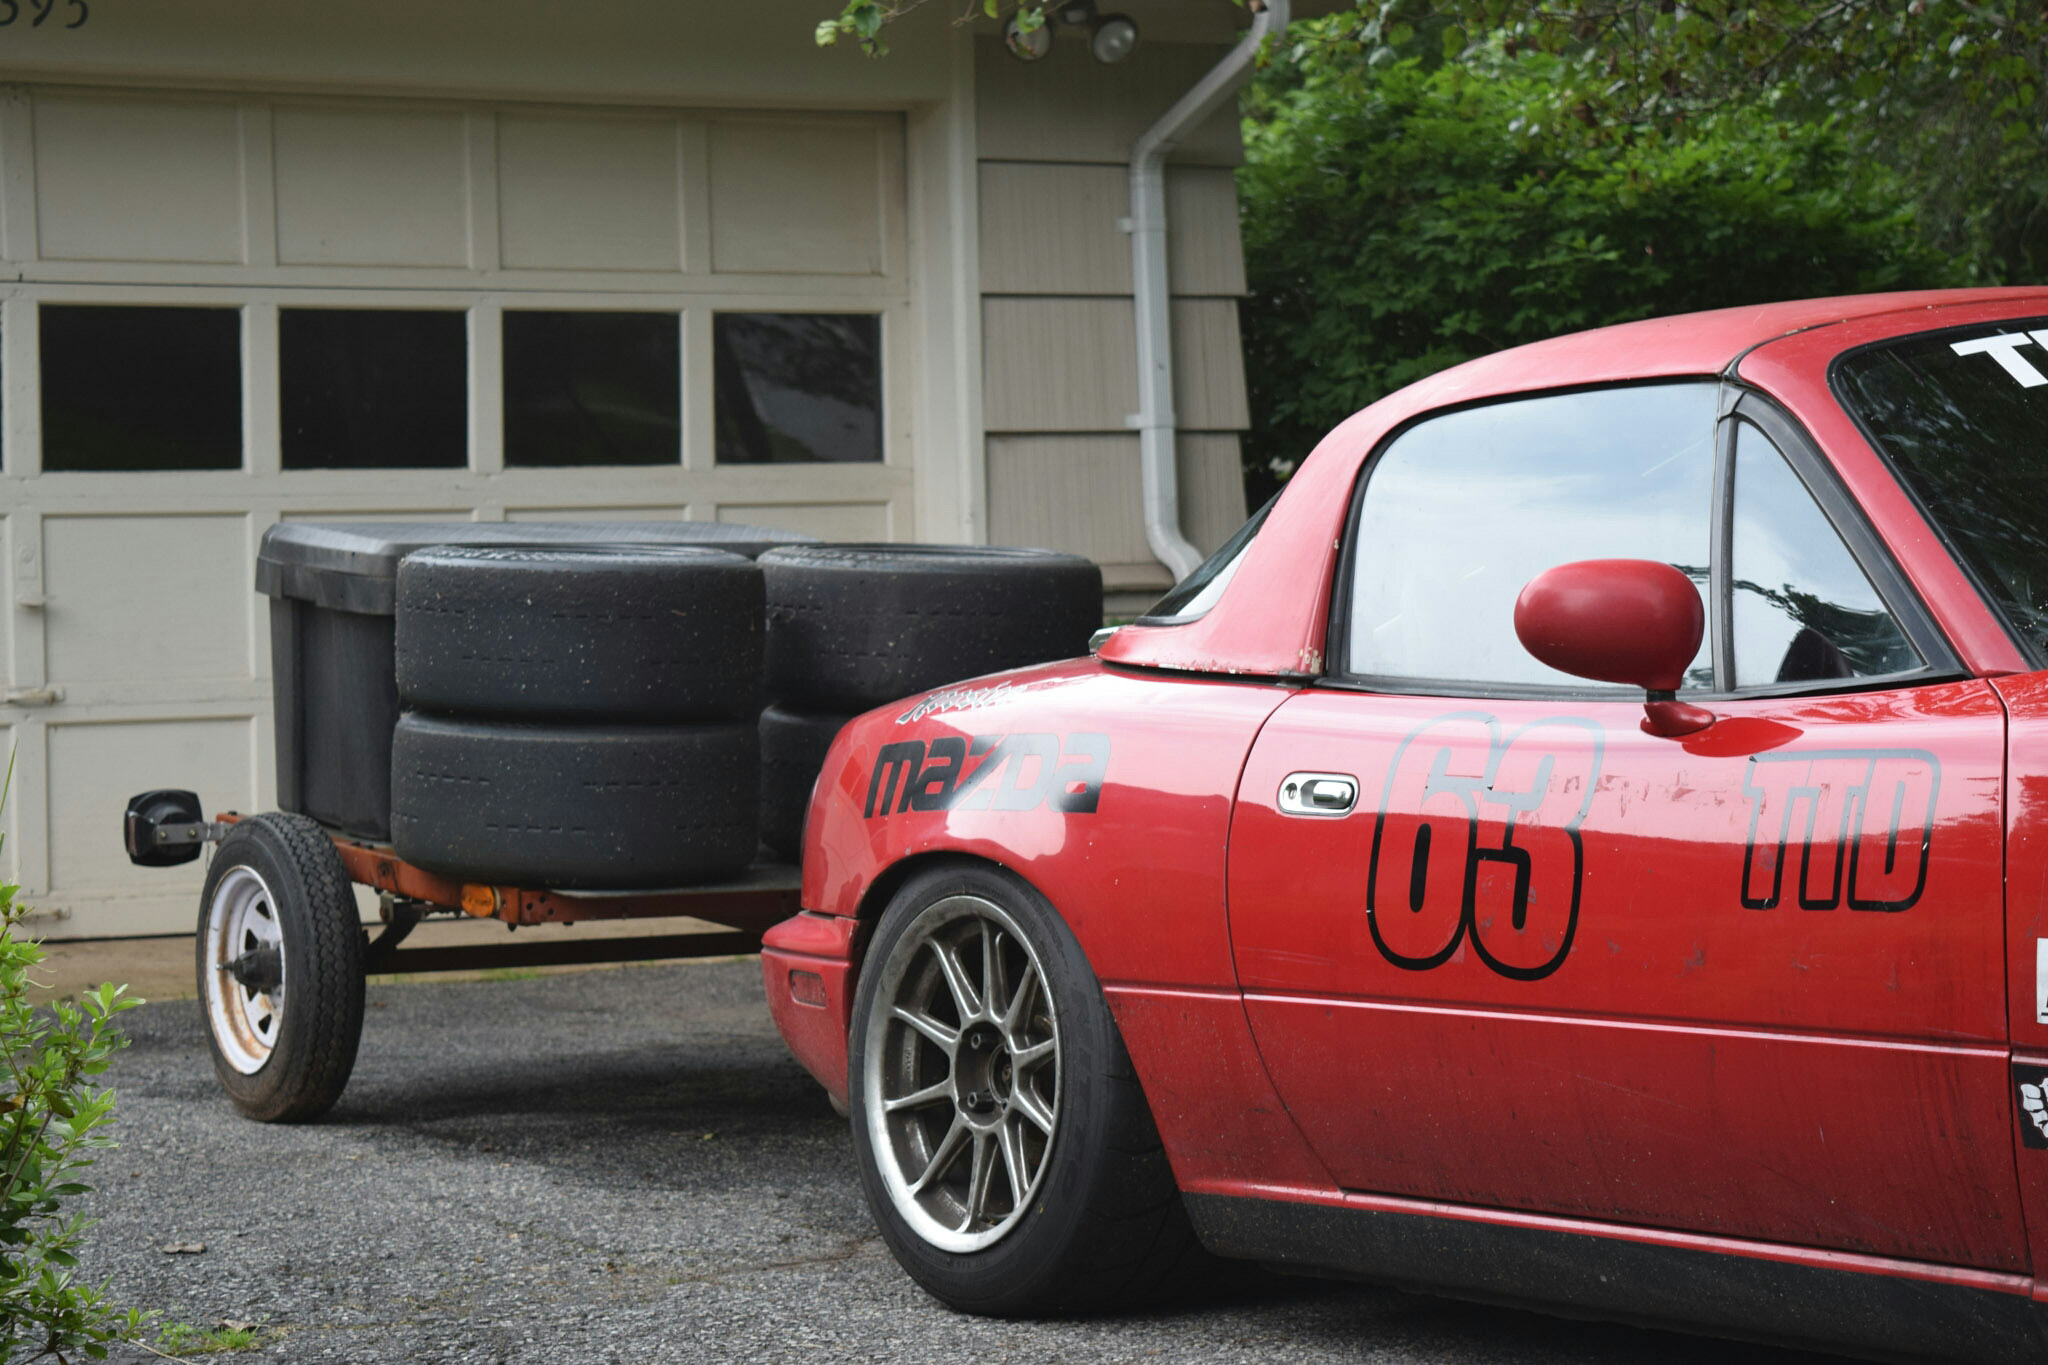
74;958;1843;1364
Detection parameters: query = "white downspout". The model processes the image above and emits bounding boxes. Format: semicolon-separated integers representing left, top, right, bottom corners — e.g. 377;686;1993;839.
1128;0;1287;582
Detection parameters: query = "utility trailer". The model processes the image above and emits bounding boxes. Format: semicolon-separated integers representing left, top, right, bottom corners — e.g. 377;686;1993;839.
125;790;799;1122
118;520;809;1122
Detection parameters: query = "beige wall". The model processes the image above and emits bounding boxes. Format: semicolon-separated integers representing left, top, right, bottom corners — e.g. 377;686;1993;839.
974;36;1252;603
0;0;957;106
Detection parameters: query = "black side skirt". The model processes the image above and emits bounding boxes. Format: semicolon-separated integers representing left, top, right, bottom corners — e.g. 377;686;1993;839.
1184;1192;2047;1365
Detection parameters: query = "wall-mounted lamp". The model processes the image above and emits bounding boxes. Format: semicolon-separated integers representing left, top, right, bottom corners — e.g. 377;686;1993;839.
1002;1;1140;64
1002;11;1053;60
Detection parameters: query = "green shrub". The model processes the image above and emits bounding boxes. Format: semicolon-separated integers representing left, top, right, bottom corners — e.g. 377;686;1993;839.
0;773;143;1362
1238;43;1965;491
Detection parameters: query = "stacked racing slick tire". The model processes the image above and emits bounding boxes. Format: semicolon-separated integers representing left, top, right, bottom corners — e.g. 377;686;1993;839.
758;704;850;862
390;545;764;887
755;545;1102;862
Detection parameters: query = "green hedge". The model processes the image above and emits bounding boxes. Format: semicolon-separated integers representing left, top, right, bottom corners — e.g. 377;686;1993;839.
1238;48;1963;493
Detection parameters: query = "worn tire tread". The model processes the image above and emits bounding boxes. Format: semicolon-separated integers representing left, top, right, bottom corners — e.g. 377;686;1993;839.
197;812;365;1123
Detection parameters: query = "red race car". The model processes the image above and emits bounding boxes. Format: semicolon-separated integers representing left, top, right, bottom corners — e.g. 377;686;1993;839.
762;289;2048;1362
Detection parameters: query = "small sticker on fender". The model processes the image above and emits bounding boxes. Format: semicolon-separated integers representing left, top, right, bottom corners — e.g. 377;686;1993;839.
2037;939;2048;1025
2017;1065;2048;1150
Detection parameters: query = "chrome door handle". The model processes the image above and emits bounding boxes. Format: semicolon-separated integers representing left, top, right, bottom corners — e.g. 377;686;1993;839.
1277;772;1357;816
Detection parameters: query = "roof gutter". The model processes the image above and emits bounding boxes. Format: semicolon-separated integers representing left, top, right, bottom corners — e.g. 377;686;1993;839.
1128;0;1286;583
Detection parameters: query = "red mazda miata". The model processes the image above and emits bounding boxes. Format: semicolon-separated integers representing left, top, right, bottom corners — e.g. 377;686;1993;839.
762;289;2048;1362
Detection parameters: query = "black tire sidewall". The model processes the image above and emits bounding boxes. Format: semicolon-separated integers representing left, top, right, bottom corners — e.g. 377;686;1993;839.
847;861;1129;1314
761;546;1102;712
396;545;764;722
758;705;852;862
390;714;759;888
195;815;365;1122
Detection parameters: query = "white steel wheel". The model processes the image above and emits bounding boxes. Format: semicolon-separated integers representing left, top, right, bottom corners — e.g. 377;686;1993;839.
862;893;1061;1253
848;862;1204;1316
202;865;287;1074
195;813;365;1123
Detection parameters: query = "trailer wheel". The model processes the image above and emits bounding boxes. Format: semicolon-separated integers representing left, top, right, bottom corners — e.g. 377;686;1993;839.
760;545;1102;712
196;813;365;1123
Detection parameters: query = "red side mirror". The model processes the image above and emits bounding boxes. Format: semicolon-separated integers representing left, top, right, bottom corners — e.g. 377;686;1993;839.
1514;559;1713;736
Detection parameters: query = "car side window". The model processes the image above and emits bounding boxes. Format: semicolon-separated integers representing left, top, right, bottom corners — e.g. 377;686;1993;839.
1345;382;1717;690
1729;422;1920;687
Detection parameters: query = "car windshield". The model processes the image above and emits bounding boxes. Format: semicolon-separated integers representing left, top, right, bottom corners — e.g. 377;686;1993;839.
1833;315;2048;663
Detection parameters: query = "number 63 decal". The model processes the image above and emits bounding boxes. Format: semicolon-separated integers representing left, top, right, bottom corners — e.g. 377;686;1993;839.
1366;713;1604;982
0;0;90;28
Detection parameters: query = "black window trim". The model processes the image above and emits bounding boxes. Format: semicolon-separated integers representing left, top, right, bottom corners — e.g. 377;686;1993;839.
1826;313;2048;671
1321;377;1962;703
1723;387;1958;695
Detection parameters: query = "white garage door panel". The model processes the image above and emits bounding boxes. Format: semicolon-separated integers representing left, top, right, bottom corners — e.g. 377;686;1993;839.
33;95;244;265
44;515;251;684
46;717;253;904
274;107;469;267
717;502;888;541
504;507;690;522
709;121;883;275
497;114;682;272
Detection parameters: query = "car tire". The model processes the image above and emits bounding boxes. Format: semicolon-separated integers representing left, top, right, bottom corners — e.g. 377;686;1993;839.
848;861;1201;1314
758;705;852;862
390;712;759;889
395;545;764;722
196;812;366;1123
760;545;1101;712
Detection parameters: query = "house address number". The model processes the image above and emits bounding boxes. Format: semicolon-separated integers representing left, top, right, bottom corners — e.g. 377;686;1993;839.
0;0;89;29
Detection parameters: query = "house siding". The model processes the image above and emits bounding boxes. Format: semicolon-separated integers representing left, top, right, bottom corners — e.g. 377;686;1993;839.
974;38;1251;603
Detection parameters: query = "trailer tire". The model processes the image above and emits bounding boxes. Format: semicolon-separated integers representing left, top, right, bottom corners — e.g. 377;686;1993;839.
759;705;853;862
760;545;1101;712
396;545;764;722
391;712;759;889
197;812;365;1123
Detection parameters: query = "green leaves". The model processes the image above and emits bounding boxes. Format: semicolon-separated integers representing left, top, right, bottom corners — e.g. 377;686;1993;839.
813;0;1052;57
1237;42;1963;492
0;768;142;1361
1300;2;2046;282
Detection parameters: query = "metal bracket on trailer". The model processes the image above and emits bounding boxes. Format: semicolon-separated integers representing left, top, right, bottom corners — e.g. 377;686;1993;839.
316;828;803;976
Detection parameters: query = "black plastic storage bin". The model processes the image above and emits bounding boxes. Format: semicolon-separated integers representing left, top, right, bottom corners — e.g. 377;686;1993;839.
256;521;809;842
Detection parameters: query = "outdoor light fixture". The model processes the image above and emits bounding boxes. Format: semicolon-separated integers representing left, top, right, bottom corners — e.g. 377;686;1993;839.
1002;1;1140;63
1002;11;1053;60
1090;12;1139;62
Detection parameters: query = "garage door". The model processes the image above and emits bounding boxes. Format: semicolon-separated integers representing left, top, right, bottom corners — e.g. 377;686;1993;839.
0;85;912;938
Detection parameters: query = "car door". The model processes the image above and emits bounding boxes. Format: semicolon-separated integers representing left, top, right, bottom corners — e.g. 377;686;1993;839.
1227;383;2026;1272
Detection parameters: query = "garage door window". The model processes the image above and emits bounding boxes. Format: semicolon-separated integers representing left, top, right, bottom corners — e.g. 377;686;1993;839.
503;311;681;467
40;304;242;472
713;312;881;464
280;308;466;470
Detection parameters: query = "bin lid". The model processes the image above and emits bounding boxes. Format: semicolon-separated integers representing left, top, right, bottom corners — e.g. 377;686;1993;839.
257;520;815;614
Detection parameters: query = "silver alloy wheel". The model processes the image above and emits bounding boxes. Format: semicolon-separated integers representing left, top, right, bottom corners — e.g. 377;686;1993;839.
863;893;1062;1253
202;865;286;1075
